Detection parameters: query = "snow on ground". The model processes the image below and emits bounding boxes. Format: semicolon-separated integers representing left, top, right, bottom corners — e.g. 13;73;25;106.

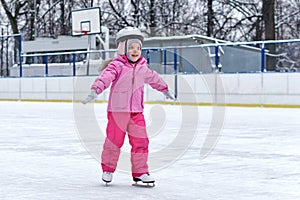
0;101;300;200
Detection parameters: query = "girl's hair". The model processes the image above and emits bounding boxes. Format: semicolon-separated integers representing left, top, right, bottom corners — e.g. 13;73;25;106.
99;58;113;72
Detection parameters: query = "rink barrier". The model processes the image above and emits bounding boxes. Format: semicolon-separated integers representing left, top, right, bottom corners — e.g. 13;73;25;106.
1;98;300;108
1;73;300;108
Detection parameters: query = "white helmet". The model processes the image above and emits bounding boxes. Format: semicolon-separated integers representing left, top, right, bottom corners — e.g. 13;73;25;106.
116;27;144;45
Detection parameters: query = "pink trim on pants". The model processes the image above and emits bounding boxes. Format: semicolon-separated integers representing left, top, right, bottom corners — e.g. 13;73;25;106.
101;112;149;177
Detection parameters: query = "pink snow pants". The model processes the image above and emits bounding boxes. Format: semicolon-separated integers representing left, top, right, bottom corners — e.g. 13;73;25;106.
101;112;149;177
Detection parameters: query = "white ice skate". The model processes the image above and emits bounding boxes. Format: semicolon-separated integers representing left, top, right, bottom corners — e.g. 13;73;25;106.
132;174;155;187
102;172;113;184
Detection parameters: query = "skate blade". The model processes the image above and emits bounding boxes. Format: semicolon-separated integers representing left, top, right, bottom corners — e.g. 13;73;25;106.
102;179;111;186
132;182;155;188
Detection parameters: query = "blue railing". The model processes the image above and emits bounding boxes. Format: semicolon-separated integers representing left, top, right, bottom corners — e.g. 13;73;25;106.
11;38;300;77
201;39;300;73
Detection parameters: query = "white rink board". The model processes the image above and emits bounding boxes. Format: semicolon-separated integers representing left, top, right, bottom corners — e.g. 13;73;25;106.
1;73;300;106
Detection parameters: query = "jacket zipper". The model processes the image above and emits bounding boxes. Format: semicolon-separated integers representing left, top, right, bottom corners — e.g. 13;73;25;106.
130;65;136;111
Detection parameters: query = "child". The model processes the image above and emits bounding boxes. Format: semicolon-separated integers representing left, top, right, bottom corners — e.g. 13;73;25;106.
82;27;174;184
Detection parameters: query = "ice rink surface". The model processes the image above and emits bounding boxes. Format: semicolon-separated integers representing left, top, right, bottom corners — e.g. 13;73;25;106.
1;101;300;200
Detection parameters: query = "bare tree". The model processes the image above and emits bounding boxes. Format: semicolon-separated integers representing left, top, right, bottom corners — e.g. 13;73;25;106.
0;0;28;63
0;0;27;35
211;1;262;41
276;0;300;39
1;0;299;43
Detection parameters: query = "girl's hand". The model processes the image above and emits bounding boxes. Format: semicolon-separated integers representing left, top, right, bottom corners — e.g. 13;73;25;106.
82;90;97;104
163;90;175;100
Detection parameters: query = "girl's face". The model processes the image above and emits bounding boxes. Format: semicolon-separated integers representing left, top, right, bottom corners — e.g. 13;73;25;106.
127;42;141;62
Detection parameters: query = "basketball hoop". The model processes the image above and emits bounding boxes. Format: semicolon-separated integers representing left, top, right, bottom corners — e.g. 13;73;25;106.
71;7;101;36
73;30;89;35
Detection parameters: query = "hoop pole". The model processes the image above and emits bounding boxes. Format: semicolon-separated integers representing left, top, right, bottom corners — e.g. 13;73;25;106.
86;35;91;75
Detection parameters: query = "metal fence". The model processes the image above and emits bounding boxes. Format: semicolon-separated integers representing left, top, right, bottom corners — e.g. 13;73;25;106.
3;37;300;77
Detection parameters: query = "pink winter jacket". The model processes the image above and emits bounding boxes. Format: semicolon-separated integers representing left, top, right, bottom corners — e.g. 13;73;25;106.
91;55;168;112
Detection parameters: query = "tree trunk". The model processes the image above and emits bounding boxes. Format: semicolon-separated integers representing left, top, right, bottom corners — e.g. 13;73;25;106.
207;0;214;37
149;0;156;36
60;1;66;35
262;0;276;71
29;1;35;40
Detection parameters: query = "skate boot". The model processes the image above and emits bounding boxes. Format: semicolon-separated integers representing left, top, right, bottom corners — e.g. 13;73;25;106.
102;172;113;183
133;173;155;183
133;174;155;187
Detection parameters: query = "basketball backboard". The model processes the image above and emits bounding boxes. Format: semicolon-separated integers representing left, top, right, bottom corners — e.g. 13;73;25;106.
71;7;101;36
